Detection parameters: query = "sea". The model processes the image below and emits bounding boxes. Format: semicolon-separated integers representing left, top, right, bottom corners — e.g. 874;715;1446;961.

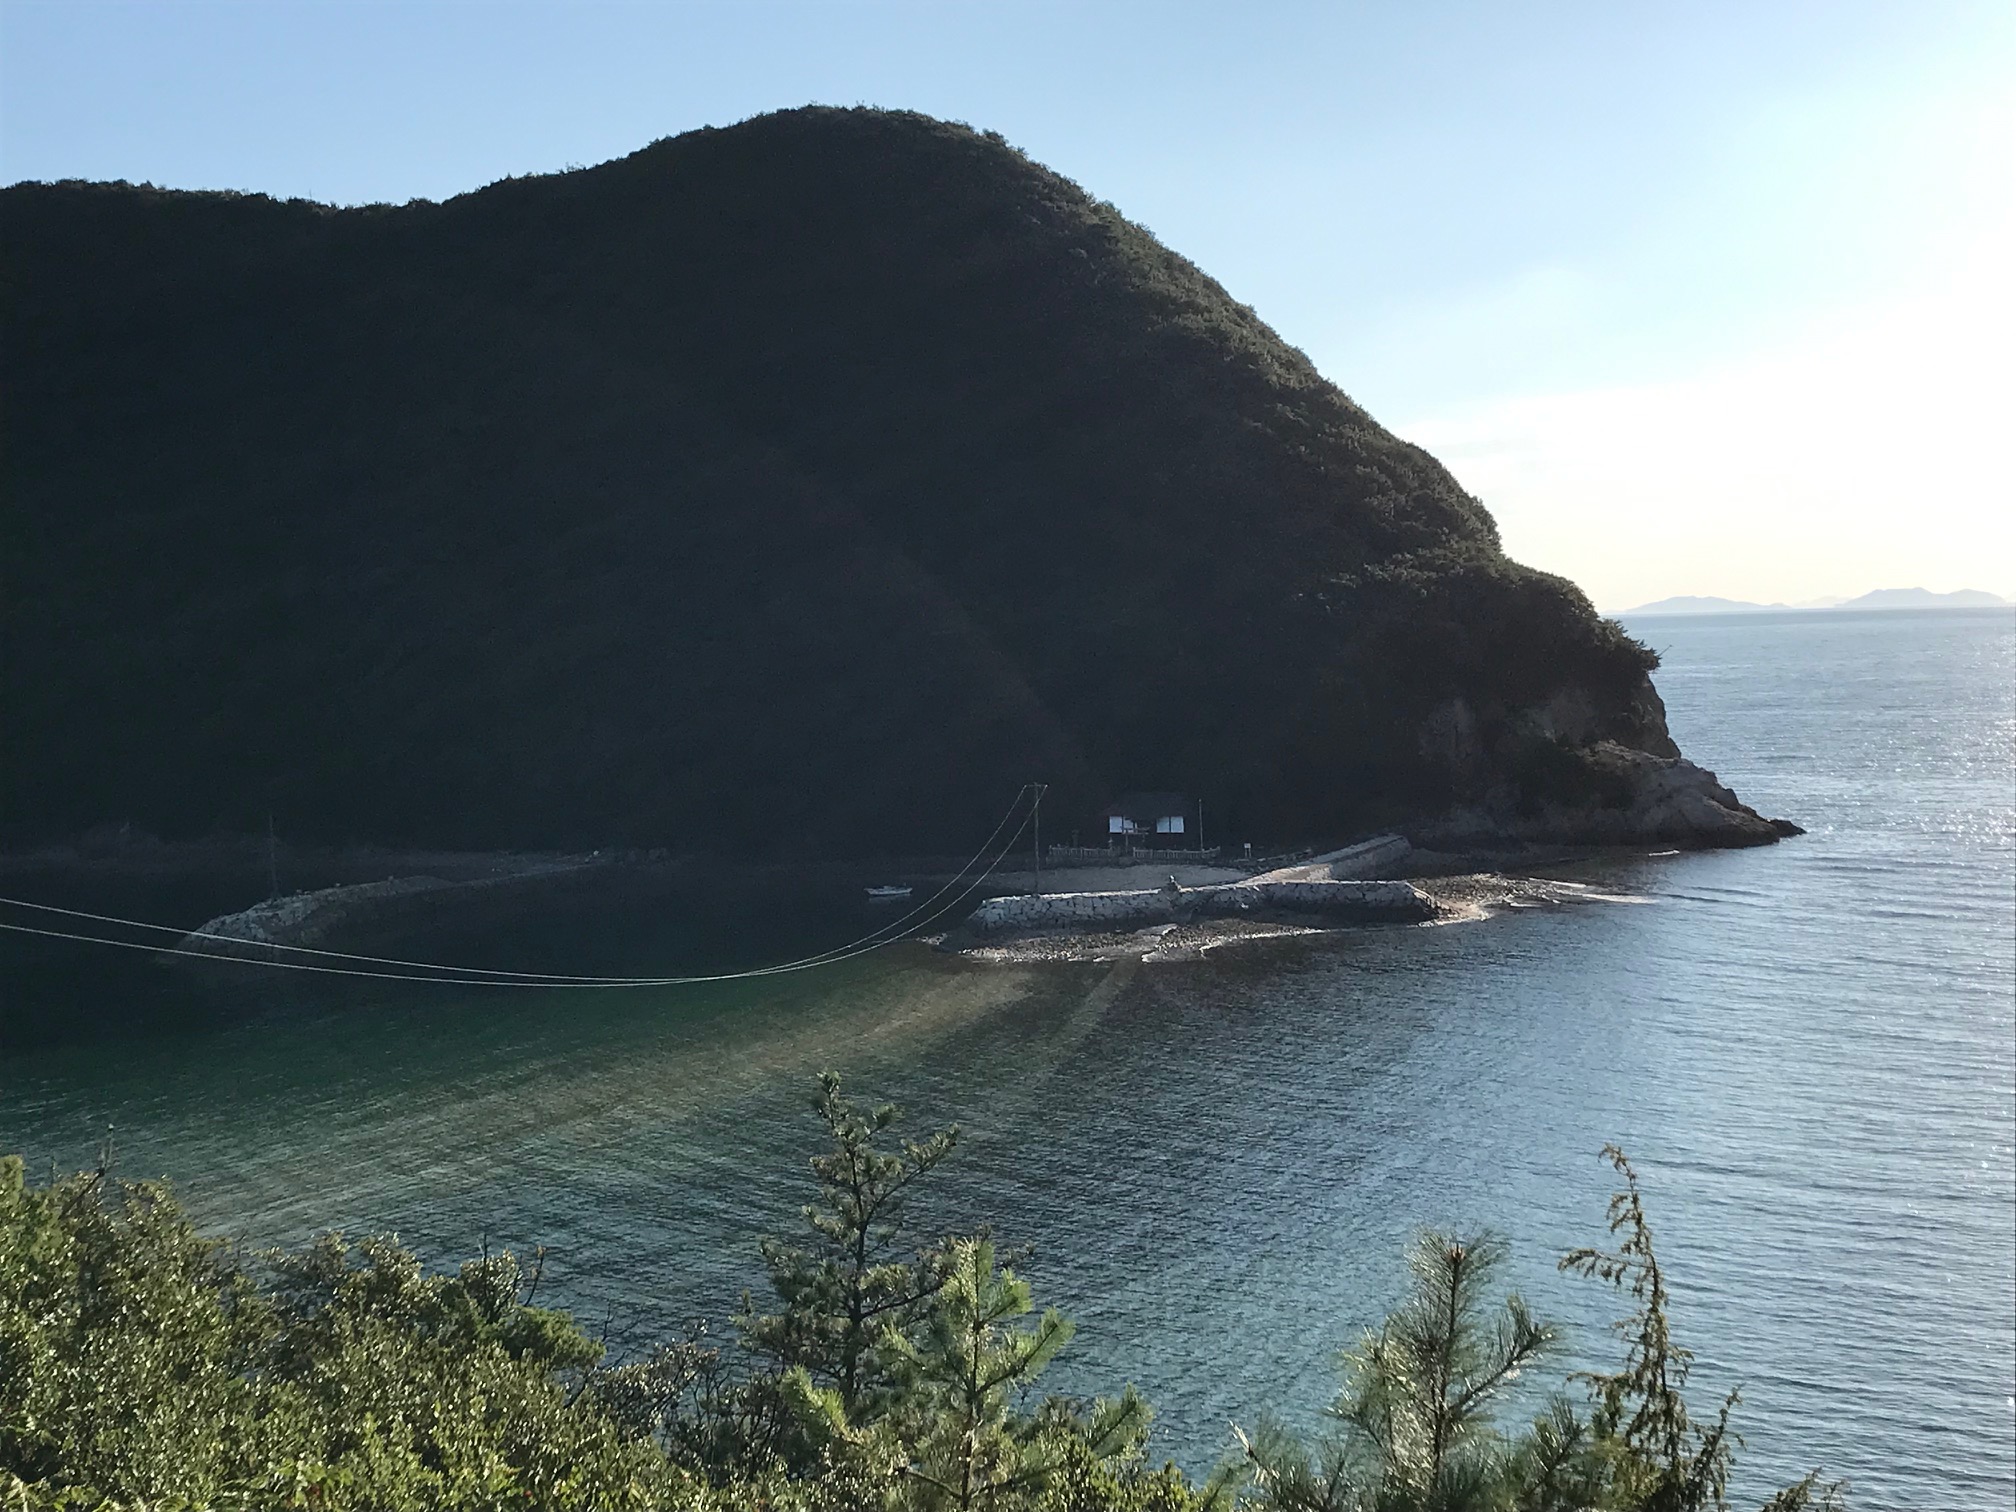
2;606;2012;1508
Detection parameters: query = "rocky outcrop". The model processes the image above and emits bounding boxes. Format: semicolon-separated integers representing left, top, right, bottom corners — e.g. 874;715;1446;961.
1419;675;1683;785
1608;748;1800;844
1413;668;1793;849
1618;679;1684;761
1415;743;1801;851
965;875;1436;936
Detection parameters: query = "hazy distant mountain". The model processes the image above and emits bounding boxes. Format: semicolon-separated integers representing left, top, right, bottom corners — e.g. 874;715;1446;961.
1619;596;1788;615
1622;588;2011;617
1834;588;2011;610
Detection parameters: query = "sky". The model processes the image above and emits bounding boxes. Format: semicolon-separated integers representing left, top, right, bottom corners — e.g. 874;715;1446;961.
3;0;2011;610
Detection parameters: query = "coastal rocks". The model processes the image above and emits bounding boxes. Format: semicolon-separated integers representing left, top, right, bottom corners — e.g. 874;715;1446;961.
1517;686;1603;746
1418;676;1686;792
964;876;1436;936
1417;742;1801;851
1619;678;1684;761
1511;681;1677;761
1617;749;1784;844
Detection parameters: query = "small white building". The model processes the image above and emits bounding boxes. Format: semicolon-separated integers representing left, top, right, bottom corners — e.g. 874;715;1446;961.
1101;791;1191;845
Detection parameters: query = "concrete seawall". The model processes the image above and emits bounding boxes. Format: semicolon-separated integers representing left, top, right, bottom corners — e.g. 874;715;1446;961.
1251;834;1412;882
966;875;1436;935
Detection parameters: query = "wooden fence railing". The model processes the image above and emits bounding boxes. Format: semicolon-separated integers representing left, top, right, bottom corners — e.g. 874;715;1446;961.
1043;844;1222;865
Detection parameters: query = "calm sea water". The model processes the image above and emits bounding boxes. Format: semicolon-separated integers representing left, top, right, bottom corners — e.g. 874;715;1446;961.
3;608;2011;1507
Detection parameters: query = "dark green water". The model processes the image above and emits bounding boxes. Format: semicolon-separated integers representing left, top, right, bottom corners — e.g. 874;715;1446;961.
3;609;2013;1508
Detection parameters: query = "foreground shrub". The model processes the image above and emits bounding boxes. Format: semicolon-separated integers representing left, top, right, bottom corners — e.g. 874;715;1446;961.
1;1095;1837;1510
1238;1149;1842;1511
0;1154;668;1508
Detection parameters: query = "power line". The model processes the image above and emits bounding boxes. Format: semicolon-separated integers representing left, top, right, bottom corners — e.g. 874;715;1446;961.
0;920;602;987
0;786;1032;983
0;821;1020;989
0;795;1033;989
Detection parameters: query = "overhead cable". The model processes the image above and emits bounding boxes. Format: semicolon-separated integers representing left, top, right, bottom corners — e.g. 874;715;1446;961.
0;796;1035;989
0;785;1032;983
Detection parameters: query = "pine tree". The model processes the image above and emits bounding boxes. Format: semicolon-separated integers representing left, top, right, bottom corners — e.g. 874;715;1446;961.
1240;1152;1847;1512
1559;1147;1844;1512
739;1072;960;1421
888;1236;1148;1511
1242;1229;1555;1512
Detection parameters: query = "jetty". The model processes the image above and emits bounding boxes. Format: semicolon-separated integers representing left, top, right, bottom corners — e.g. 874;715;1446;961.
963;834;1435;936
163;857;606;965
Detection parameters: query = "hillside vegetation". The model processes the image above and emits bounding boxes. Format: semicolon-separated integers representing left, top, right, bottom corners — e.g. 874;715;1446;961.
2;107;1665;855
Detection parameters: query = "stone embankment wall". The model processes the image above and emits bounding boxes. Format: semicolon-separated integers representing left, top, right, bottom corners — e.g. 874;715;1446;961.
168;861;603;961
173;877;452;957
1214;880;1431;917
1044;845;1222;865
966;876;1435;935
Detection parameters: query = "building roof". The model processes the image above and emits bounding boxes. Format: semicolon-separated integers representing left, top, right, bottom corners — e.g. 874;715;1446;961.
1101;791;1189;823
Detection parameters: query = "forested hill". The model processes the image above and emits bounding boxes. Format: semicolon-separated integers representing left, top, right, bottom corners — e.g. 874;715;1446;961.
2;107;1672;856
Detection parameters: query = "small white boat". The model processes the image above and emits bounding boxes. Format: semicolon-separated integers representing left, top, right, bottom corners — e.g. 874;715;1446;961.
865;884;913;901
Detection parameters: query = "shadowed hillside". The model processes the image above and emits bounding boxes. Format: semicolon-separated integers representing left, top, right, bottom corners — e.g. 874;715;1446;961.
3;107;1686;856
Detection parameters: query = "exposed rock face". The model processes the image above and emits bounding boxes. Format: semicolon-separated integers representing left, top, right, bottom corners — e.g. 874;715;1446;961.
1610;748;1798;844
1413;673;1790;847
1419;674;1681;778
1621;680;1685;761
1415;742;1801;851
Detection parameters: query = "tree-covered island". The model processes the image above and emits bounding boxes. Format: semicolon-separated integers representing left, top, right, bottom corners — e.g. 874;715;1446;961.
3;108;1789;862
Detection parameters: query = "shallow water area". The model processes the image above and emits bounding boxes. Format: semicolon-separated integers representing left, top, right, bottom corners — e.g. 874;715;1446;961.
3;607;2012;1508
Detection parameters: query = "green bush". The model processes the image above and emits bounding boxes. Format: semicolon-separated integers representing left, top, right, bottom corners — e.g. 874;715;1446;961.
0;1156;668;1508
1;1096;1838;1511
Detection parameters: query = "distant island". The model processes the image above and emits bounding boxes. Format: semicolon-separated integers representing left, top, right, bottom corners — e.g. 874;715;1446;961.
3;107;1792;859
1621;587;2013;616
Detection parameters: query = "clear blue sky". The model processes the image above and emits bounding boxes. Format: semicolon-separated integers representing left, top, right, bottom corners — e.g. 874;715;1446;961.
5;0;2010;608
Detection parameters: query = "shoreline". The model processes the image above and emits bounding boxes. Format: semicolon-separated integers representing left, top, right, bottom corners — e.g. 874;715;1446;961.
0;829;1695;972
931;861;1651;965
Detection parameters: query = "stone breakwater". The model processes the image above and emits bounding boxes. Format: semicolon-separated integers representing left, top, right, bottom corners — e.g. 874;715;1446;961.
965;876;1437;936
166;860;604;963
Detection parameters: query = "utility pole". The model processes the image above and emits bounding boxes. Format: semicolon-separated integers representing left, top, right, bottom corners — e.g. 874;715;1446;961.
1198;798;1205;856
266;813;279;899
1031;782;1048;895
